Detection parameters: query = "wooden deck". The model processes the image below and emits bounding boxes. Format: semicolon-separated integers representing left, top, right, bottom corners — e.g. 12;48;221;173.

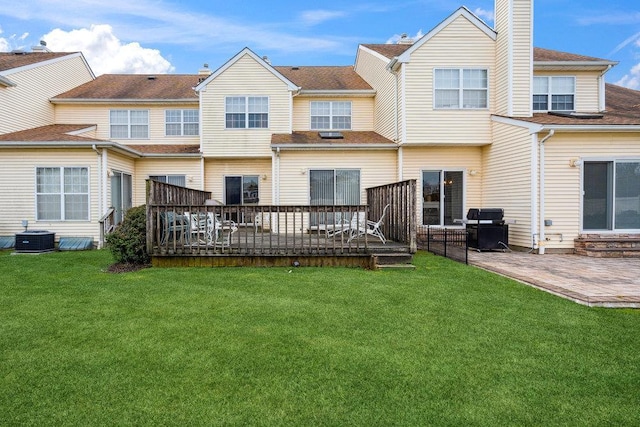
152;227;410;268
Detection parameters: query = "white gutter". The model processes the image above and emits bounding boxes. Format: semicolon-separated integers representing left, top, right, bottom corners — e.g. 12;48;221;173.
50;98;199;104
537;130;555;254
271;143;398;151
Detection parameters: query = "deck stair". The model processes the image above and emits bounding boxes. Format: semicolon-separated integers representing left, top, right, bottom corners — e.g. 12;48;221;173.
574;234;640;258
371;247;415;270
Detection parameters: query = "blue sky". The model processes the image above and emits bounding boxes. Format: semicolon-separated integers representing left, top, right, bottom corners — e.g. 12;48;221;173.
1;0;639;88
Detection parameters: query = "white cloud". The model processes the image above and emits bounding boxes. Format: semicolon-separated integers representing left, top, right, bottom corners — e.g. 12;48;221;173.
474;7;494;23
617;63;640;90
300;10;347;26
386;30;424;45
42;24;174;75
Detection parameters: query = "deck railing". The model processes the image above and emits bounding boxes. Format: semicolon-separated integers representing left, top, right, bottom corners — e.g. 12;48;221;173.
98;207;116;249
148;204;373;256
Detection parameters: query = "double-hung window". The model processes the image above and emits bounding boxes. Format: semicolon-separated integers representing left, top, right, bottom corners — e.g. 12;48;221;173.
36;167;89;221
110;110;149;139
166;109;199;136
225;96;269;129
310;101;352;130
533;76;575;111
434;68;488;109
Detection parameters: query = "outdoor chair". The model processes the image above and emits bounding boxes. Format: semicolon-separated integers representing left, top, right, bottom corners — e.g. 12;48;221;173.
160;211;190;245
348;204;390;244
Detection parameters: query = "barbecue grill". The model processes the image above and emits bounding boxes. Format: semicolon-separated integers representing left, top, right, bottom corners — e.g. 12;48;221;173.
464;208;509;251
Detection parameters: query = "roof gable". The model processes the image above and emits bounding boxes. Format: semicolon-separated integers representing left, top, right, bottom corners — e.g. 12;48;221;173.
195;47;299;92
396;7;496;64
0;52;79;73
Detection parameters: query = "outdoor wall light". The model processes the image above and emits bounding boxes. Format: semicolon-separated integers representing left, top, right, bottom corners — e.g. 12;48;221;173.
469;169;478;176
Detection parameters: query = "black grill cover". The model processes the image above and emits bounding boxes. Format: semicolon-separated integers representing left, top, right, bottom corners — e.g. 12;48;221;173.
467;208;504;221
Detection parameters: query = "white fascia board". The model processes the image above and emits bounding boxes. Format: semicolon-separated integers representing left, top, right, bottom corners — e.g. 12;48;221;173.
297;90;376;97
50;98;199;104
491;115;545;133
194;47;300;92
358;45;395;64
3;52;86;75
65;125;98;135
534;61;618;69
543;124;640;132
396;7;497;64
0;74;16;87
272;143;398;151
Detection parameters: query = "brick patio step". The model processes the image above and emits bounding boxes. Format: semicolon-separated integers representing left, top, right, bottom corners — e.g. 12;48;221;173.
575;235;640;258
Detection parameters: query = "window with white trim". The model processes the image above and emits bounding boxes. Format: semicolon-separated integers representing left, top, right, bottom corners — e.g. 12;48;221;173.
434;68;488;109
36;167;89;221
225;96;269;129
149;175;186;187
533;76;575;111
110;110;149;138
165;109;199;136
310;101;352;130
422;170;464;226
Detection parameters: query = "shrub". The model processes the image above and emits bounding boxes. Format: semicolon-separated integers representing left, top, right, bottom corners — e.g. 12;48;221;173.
106;205;150;265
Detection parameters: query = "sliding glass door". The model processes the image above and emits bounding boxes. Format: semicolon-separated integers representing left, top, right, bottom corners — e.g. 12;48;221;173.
422;170;464;226
583;161;640;230
309;169;360;225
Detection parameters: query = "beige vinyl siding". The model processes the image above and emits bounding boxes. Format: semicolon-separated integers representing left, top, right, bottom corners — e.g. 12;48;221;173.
0;148;100;241
494;0;510;116
543;132;640;249
533;71;600;113
493;0;533;117
291;97;374;131
510;0;533;117
482;122;534;248
403;14;495;145
200;54;292;158
0;55;93;134
203;158;273;204
401;146;483;224
354;47;399;140
134;158;203;206
278;150;397;205
55;103;199;145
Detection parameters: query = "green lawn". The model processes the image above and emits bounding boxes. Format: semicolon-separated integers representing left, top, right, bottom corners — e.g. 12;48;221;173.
1;250;639;426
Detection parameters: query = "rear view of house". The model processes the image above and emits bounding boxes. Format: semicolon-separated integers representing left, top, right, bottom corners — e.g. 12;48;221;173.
1;0;639;256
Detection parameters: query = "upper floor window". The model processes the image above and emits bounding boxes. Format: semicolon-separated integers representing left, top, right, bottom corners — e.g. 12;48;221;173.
225;96;269;129
434;68;488;109
110;110;149;139
310;101;352;130
533;76;575;111
36;167;89;221
166;109;199;136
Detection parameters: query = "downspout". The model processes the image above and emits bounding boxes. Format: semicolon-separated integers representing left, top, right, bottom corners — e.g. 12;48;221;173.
92;144;103;248
538;129;555;254
200;156;205;191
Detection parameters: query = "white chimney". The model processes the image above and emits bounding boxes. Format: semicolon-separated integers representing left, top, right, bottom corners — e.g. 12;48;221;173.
397;33;414;45
198;63;211;76
31;40;51;52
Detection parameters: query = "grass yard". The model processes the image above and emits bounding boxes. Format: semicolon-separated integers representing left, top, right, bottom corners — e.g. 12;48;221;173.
1;249;639;426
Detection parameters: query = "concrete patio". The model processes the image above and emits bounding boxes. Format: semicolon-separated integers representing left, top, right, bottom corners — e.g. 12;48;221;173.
467;251;640;308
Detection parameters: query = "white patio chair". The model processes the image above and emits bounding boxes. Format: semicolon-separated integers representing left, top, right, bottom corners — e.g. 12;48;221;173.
348;204;390;244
